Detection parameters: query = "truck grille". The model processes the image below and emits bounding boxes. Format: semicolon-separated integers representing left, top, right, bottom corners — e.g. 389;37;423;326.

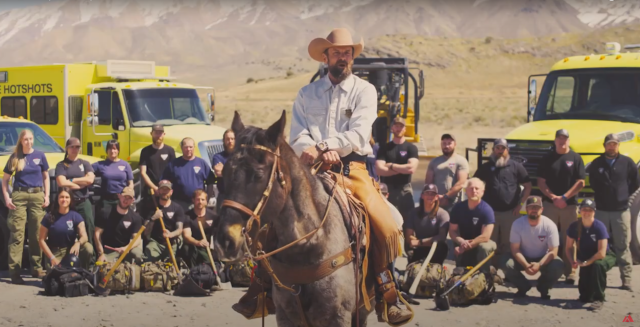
198;140;224;167
507;140;555;181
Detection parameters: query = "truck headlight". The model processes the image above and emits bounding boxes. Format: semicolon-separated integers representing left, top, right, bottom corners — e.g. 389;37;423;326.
615;130;635;143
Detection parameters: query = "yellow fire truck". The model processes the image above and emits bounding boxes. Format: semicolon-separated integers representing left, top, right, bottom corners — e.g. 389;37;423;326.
0;60;226;169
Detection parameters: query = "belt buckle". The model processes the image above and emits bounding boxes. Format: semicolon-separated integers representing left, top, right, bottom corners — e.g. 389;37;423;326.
28;188;35;193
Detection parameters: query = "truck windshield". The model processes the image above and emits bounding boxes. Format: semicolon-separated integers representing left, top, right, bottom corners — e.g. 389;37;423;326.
123;88;209;127
533;68;640;124
0;122;63;155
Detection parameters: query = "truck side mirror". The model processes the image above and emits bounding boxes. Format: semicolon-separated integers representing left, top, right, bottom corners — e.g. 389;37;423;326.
89;92;99;116
528;79;537;122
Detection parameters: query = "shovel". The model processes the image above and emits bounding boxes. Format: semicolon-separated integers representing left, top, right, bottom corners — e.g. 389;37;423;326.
94;220;149;296
199;220;231;290
150;189;182;284
434;250;495;311
403;242;438;305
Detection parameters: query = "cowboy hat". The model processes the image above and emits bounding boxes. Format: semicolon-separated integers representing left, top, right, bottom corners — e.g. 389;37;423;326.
308;28;364;62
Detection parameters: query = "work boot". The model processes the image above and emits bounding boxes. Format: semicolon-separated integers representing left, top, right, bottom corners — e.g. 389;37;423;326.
565;274;576;285
621;280;633;292
32;269;46;279
375;270;413;325
11;272;25;285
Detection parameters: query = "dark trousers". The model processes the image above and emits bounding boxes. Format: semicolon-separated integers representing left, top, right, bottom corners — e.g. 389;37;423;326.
96;198;119;223
408;241;449;266
499;253;564;293
75;199;95;263
579;251;616;302
183;244;211;268
387;183;415;225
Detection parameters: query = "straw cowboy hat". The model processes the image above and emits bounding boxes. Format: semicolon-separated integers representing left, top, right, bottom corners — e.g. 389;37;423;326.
308;28;364;62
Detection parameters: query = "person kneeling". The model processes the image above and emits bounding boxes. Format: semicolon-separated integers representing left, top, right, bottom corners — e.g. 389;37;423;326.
39;188;93;270
143;180;184;263
405;184;450;265
500;196;563;299
182;190;218;267
566;199;616;312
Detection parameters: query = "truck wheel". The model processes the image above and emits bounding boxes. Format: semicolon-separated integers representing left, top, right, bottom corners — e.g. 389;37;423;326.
628;188;640;265
0;207;8;270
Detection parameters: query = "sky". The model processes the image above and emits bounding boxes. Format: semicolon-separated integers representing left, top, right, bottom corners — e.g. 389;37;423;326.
0;0;57;12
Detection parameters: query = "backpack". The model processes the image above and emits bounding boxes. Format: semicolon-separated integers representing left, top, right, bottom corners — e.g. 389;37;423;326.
400;262;449;298
43;266;94;297
189;263;216;290
94;261;141;294
445;266;496;306
227;260;253;287
140;261;180;292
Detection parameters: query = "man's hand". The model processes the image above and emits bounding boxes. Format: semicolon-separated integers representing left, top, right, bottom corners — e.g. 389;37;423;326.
214;162;224;176
50;257;60;267
301;145;321;165
5;197;16;210
569;258;578;269
579;261;590;267
198;239;210;248
97;254;107;263
321;151;340;165
410;239;420;248
70;242;80;256
163;229;171;239
439;195;450;207
524;263;536;276
459;239;471;250
454;246;466;256
553;197;567;209
151;209;163;221
529;262;541;274
43;196;50;208
115;247;126;254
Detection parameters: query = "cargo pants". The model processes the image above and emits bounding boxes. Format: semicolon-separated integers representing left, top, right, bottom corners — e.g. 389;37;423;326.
579;250;616;302
499;253;564;293
144;237;180;263
595;210;633;283
46;243;94;270
75;198;95;263
7;191;45;275
455;240;496;274
387;183;415;227
104;245;144;263
542;202;578;278
491;210;519;257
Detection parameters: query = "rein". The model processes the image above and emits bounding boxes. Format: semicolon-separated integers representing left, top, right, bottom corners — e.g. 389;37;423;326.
221;144;345;327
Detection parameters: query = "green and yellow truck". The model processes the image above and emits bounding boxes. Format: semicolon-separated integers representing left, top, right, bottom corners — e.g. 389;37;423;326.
467;42;640;264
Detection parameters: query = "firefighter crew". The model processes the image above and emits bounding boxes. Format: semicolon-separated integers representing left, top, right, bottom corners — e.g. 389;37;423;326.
38;188;94;270
375;116;420;227
139;124;176;217
92;139;134;225
474;138;532;259
586;133;638;291
536;129;585;284
424;133;469;212
54;137;96;262
2;129;50;284
565;199;616;312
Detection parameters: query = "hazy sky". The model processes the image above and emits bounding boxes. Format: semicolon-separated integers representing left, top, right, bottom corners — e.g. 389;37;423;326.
0;0;57;12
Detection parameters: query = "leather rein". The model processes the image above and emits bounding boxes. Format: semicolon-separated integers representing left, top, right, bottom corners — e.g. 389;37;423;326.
220;144;346;327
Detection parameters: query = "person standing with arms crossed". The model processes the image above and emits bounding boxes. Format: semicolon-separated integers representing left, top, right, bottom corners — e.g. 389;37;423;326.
92;140;134;224
54;137;96;262
211;129;234;212
537;129;585;284
139;124;176;217
425;133;469;212
2;129;50;283
474;138;532;259
375;116;419;226
587;133;638;291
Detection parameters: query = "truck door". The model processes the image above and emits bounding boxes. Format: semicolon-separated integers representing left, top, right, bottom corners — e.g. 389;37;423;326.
83;89;130;160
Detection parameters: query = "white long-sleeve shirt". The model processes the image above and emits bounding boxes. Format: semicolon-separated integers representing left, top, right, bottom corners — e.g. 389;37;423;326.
289;73;378;157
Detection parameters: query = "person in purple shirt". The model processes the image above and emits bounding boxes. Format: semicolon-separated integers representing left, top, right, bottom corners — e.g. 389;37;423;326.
162;137;215;212
1;129;50;284
38;188;93;270
565;199;616;312
92;140;134;227
449;178;497;274
212;129;234;212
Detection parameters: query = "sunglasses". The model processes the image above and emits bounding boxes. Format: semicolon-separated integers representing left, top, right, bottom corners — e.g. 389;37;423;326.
68;145;81;149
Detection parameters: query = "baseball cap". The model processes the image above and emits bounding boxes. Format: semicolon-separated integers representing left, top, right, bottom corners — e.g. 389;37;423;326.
121;186;135;198
422;184;438;194
555;129;569;138
379;183;388;194
580;199;596;211
525;196;543;207
494;138;508;148
392;116;406;126
441;133;456;141
158;180;172;190
151;124;164;132
604;133;620;145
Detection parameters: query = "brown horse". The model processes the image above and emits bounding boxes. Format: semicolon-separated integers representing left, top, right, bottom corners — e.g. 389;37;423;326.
214;111;374;327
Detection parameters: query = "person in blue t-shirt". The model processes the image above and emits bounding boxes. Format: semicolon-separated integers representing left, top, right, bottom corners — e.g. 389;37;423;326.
212;129;234;212
1;129;50;284
449;178;497;273
38;188;93;270
162;137;215;212
92;139;134;225
565;199;615;312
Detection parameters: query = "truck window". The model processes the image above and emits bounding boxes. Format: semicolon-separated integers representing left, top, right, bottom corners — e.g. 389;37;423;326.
1;97;27;118
545;76;574;114
122;88;208;127
95;90;112;125
30;96;58;125
69;96;83;125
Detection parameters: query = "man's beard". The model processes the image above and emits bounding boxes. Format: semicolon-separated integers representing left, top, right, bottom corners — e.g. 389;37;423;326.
491;153;510;168
393;130;405;138
153;137;163;146
528;214;540;220
605;150;618;158
224;144;234;153
160;194;171;201
442;148;454;156
328;60;351;82
118;202;130;210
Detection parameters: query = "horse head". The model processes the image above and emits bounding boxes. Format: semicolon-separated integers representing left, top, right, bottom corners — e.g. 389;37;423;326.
214;110;293;262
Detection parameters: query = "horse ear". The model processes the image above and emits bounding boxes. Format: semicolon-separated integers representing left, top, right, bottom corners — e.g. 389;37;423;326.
231;111;245;134
266;110;286;144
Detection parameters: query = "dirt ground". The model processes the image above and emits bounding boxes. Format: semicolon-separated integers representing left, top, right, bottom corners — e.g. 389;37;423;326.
0;158;638;327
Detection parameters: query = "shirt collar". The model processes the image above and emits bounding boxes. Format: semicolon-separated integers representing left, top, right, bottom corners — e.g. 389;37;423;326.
322;73;355;92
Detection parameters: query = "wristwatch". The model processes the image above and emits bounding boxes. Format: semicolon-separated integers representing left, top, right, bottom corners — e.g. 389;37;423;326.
316;141;329;153
561;195;568;201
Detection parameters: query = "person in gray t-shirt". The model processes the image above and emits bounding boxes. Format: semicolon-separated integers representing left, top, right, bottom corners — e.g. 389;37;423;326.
404;184;450;265
499;196;564;299
424;134;469;212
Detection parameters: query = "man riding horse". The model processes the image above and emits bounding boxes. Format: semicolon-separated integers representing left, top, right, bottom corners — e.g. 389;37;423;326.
231;27;414;325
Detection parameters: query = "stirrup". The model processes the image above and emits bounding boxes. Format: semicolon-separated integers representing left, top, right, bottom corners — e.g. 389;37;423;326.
244;292;272;320
381;291;414;327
